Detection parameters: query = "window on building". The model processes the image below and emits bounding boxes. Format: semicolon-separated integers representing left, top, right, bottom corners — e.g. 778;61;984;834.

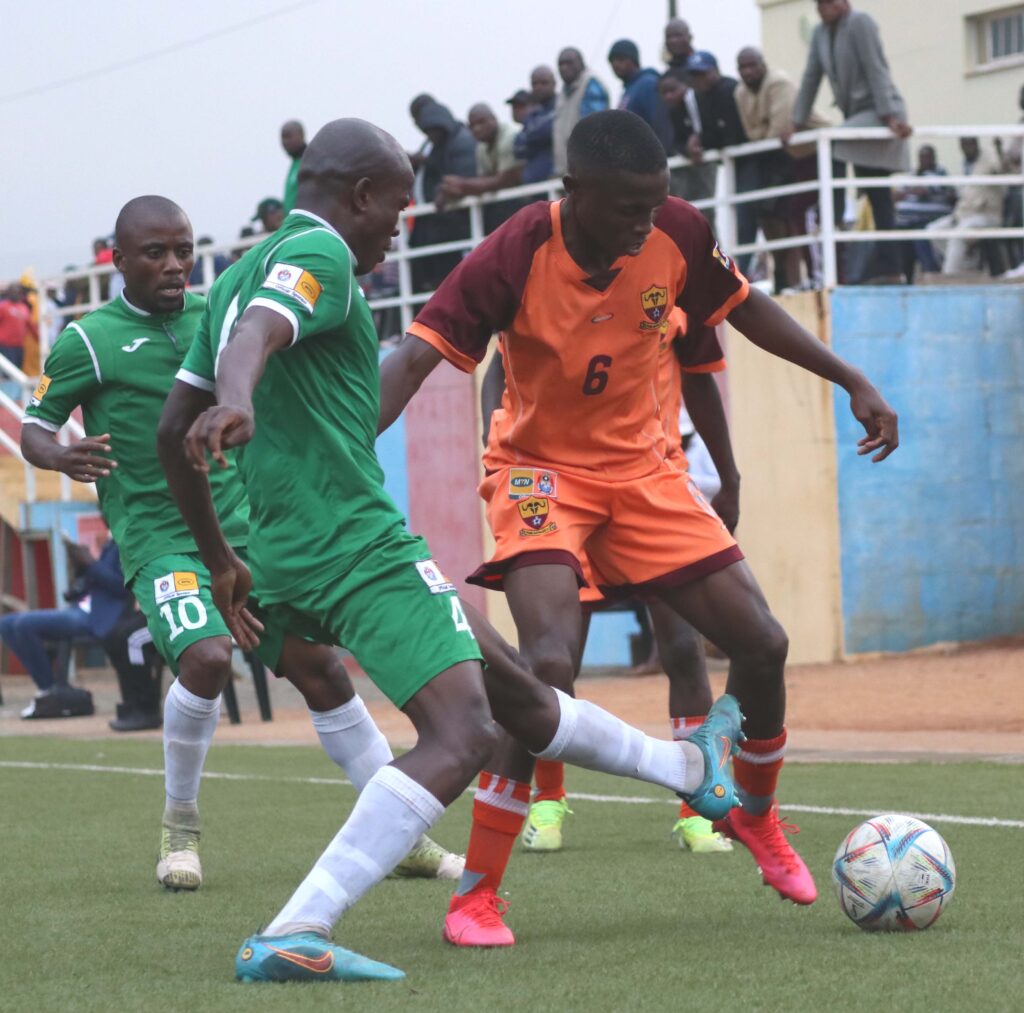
970;6;1024;70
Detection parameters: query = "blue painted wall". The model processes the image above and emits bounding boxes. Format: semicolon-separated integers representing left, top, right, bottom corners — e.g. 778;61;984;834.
831;286;1024;653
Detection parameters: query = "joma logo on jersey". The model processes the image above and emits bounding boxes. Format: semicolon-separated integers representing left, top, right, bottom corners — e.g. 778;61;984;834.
121;337;150;353
641;284;668;323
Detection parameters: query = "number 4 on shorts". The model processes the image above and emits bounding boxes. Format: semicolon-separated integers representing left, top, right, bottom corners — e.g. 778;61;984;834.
450;597;475;637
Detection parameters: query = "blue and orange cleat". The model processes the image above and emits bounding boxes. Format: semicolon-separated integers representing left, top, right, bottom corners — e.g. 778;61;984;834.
235;931;405;983
679;694;744;822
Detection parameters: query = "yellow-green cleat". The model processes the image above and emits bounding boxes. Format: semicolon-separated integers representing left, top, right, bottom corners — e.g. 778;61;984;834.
672;815;734;854
521;798;573;852
157;818;202;891
389;834;465;880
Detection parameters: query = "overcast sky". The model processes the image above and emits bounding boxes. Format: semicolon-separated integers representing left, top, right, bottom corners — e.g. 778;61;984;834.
1;0;760;282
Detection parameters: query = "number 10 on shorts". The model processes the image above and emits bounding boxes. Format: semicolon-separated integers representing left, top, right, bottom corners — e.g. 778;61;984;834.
160;596;209;641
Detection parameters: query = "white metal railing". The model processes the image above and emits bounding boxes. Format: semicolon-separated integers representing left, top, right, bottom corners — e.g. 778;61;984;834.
4;122;1020;502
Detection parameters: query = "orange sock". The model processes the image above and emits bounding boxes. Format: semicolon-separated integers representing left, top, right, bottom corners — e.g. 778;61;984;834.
533;759;566;802
457;772;531;896
670;714;706;819
732;728;787;815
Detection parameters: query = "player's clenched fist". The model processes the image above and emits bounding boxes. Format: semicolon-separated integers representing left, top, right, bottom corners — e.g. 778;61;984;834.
185;405;255;472
58;433;117;483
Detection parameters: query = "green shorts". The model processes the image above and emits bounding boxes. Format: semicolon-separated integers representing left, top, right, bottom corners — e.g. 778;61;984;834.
260;535;482;708
132;553;286;675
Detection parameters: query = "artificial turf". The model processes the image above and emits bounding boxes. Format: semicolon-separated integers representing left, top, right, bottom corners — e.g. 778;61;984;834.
0;736;1020;1012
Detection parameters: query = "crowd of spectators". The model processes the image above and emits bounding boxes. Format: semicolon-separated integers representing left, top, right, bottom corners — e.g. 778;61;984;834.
6;3;1023;363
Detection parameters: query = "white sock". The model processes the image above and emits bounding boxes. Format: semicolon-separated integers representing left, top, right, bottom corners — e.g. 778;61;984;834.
310;696;393;792
264;765;444;937
163;678;220;811
534;688;705;795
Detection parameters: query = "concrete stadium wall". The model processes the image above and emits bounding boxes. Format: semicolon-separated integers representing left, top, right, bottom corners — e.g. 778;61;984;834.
830;284;1024;653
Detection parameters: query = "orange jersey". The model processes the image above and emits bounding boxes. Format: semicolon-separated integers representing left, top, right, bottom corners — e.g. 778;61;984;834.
659;308;726;464
409;197;746;481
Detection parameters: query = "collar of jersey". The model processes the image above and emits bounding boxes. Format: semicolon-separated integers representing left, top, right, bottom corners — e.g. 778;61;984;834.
287;209;351;253
119;290;187;321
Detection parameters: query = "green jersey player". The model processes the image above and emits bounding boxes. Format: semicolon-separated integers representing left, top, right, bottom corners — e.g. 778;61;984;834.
21;196;462;893
169;118;741;984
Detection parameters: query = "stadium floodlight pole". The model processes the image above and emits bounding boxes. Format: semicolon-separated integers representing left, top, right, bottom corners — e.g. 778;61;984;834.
817;131;838;289
668;0;677;18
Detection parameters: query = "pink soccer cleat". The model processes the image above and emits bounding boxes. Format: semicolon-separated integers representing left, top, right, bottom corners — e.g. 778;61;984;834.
716;803;818;905
443;889;515;947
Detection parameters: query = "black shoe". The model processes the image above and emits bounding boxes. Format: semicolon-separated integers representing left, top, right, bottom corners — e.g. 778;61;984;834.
21;686;95;719
108;704;162;732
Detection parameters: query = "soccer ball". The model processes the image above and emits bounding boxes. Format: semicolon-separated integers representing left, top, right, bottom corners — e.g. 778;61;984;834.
832;814;956;931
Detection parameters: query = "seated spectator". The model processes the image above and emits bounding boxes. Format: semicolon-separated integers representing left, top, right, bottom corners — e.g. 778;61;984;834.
608;39;672;151
658;72;717;228
895;145;956;277
996;83;1024;273
0;283;36;372
513;65;558;184
686;52;752;264
252;197;285;234
926;137;1006;276
188;236;232;287
439;103;524;233
0;537;160;728
553;47;609;175
735;46;819;290
409;98;477;292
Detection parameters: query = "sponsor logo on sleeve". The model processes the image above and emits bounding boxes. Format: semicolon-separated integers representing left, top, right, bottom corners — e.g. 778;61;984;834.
712;244;734;273
154;571;201;605
262;262;323;312
29;375;51;407
516;496;557;536
415;559;457;594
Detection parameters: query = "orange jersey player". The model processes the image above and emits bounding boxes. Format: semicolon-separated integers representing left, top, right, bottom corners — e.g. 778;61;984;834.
481;308;739;856
380;109;898;946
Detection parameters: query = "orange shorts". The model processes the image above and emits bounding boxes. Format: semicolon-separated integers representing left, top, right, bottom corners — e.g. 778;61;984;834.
467;463;742;598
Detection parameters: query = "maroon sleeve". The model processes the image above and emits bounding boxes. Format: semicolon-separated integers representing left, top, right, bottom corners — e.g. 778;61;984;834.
674;320;725;372
655;197;750;327
408;201;553;370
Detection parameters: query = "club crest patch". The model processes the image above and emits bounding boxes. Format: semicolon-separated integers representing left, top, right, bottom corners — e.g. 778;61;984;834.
641;284;668;323
154;571;200;605
516;496;557;536
415;559;456;594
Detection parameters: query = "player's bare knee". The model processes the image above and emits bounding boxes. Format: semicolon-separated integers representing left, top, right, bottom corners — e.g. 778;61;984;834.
177;636;233;695
449;717;499;779
523;643;576;692
753;618;789;669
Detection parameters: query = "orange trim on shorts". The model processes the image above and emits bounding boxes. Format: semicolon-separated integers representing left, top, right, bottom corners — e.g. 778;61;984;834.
705;277;750;326
598;545;744;600
406;321;478;374
681;358;726;374
467;549;585;592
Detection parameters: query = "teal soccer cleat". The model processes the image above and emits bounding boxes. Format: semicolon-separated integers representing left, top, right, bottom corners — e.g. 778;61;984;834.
679;694;744;822
235;931;405;983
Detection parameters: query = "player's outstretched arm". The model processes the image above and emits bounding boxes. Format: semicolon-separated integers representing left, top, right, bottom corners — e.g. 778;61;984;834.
158;380;263;650
727;288;899;462
184;307;292;473
681;371;741;532
21;425;117;483
377;334;445;435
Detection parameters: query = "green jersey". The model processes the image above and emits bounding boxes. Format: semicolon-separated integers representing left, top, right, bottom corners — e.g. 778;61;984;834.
178;209;410;604
25;291;249;582
283;157;301;213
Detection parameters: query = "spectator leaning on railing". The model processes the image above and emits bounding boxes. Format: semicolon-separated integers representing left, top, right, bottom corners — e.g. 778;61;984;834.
514;65;558;184
657;71;716;227
552;47;609;176
788;0;912;284
926;137;1005;277
439;103;525;234
608;39;672;152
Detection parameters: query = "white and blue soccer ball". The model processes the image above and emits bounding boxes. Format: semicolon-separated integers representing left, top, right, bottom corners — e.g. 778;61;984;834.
832;814;956;931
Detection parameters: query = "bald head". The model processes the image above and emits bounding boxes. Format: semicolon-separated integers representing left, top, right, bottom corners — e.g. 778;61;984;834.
558;47;586;86
114;195;189;248
468;103;498;144
296;118;414;276
530;65;557;104
112;196;193;314
737;46;767;89
665;18;693;59
281;119;306;158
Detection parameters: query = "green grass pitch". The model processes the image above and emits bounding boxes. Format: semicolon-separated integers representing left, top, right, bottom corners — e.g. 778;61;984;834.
1;736;1020;1012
